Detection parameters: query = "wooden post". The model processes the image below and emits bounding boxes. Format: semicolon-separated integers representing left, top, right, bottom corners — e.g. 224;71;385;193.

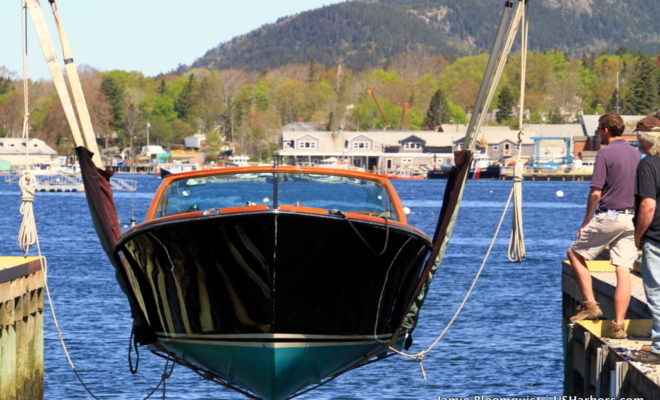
0;257;45;400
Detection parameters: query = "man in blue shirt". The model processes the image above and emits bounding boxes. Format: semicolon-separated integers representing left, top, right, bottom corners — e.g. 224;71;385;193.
567;113;640;339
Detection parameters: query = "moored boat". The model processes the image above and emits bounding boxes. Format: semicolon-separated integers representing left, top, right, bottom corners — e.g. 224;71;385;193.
381;168;426;180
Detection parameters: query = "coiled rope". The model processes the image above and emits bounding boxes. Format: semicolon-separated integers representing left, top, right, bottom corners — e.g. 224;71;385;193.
18;172;37;255
507;158;526;262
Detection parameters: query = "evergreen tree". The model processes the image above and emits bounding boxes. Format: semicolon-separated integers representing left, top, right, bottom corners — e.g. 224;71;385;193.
495;87;515;123
0;76;11;96
424;89;449;130
175;75;195;121
606;88;621;114
622;56;659;115
100;76;125;132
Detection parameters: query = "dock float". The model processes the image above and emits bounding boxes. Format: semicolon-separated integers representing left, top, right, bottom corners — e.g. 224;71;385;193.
0;256;45;400
502;170;592;181
562;259;660;398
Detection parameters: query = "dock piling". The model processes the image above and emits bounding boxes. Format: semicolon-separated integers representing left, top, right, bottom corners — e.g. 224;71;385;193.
0;256;45;400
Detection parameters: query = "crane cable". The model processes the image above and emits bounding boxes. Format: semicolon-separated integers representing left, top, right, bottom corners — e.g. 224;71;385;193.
387;0;529;378
18;0;36;256
18;1;171;398
508;1;527;263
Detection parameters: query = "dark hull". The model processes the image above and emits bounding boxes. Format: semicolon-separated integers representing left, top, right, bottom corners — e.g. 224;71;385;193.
114;210;431;398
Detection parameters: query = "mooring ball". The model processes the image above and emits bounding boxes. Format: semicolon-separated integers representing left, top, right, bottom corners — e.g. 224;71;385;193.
556;190;564;198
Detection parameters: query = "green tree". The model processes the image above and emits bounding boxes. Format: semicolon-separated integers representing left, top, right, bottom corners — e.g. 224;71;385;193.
495;87;515;123
448;101;467;125
622;56;659;115
0;76;11;96
174;75;195;121
100;76;126;132
204;129;225;162
606;88;621;113
424;89;450;129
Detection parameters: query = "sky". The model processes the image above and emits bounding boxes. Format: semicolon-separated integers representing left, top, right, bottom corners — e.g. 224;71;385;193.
1;0;346;81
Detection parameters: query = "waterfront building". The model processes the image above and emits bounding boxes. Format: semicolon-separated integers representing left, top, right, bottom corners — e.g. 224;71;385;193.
0;138;58;170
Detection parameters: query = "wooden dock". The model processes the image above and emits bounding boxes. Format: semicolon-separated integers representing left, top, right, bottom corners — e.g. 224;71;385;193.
0;256;45;400
563;259;660;397
502;170;592;181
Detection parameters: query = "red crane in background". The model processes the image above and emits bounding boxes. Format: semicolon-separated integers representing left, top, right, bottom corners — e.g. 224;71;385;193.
367;87;391;129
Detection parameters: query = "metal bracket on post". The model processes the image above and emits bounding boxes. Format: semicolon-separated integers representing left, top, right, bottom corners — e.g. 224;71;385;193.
583;331;591;393
610;361;624;399
594;346;603;397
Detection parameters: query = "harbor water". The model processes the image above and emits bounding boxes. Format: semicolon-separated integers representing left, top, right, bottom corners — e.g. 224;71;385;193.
0;175;586;399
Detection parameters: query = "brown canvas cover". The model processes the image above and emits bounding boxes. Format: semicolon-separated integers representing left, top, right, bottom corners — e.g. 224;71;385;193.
400;149;474;331
75;146;122;256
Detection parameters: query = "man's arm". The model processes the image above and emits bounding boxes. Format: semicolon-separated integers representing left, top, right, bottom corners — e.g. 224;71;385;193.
577;187;602;238
635;197;656;249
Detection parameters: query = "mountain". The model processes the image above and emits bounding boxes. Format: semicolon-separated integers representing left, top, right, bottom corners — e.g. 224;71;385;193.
189;0;659;72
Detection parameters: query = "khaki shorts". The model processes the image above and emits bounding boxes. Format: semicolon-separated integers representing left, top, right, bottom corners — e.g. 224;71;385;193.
570;212;637;269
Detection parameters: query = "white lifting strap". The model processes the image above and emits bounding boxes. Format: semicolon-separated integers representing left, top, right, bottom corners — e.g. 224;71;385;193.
25;0;102;168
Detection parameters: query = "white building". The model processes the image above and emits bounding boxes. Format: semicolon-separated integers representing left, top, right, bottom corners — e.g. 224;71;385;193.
184;133;206;149
278;122;594;171
0;138;59;168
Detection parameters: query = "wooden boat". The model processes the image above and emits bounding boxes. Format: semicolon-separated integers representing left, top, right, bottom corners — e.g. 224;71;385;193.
26;0;525;396
76;148;473;400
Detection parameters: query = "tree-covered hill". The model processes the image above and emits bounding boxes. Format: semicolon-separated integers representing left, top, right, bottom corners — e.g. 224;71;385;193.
189;0;659;72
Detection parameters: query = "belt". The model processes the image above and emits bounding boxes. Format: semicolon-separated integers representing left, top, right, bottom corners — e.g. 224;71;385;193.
597;208;635;215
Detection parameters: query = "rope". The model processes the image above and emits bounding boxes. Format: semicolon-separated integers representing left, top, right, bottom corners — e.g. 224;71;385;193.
507;0;528;263
18;0;36;257
386;187;516;379
338;211;390;256
18;3;171;398
18;172;37;255
388;0;530;375
508;160;526;262
128;326;140;374
18;4;103;398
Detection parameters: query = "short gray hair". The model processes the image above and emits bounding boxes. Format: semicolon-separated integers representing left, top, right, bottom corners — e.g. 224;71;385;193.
638;131;660;156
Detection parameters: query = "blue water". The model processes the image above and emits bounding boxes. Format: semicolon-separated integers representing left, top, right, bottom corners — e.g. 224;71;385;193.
0;176;588;399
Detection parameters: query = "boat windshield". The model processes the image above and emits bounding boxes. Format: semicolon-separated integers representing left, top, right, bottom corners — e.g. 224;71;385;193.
155;172;398;220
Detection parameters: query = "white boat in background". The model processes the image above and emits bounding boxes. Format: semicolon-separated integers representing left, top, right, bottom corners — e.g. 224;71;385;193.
571;159;595;173
158;163;199;178
317;157;355;170
226;154;250;167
